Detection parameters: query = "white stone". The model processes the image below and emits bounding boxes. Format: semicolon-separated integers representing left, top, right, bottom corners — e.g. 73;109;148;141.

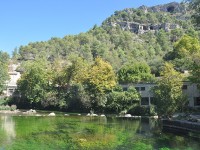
86;113;91;116
91;114;98;116
48;112;56;116
125;114;132;117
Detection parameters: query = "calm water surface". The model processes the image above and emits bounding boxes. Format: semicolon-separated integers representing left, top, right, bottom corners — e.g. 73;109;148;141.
0;114;199;150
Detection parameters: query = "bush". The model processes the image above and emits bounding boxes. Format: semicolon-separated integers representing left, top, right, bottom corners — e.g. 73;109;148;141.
149;105;157;116
128;105;149;116
128;105;157;116
10;105;17;111
0;105;10;110
0;97;7;105
0;104;17;111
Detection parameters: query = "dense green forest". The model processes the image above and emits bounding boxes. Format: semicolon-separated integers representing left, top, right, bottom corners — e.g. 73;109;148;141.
15;2;199;73
1;2;200;115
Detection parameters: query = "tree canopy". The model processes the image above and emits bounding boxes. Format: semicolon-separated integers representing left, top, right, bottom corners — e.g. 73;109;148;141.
118;63;154;83
173;35;200;58
0;51;9;94
188;0;200;29
152;63;185;117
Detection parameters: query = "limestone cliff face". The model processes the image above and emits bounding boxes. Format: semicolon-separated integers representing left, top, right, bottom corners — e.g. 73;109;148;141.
107;2;189;34
111;21;180;34
139;2;187;14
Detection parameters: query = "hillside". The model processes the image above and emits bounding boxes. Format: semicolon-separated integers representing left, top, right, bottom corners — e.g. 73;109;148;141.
102;2;192;33
7;1;200;112
16;2;198;74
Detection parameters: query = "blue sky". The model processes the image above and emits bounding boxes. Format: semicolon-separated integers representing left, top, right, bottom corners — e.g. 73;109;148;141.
0;0;181;55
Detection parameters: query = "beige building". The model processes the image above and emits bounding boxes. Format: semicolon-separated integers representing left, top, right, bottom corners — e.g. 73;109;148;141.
121;82;200;108
3;64;21;96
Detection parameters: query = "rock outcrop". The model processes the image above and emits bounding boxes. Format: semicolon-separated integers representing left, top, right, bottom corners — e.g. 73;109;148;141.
109;2;187;34
111;21;180;34
139;2;187;14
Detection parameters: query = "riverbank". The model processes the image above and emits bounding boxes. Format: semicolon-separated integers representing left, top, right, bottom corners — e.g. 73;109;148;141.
162;119;200;139
0;110;20;114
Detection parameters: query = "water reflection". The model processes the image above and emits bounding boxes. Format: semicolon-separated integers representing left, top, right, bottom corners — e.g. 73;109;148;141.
1;115;16;145
81;116;108;124
137;117;158;135
0;115;199;150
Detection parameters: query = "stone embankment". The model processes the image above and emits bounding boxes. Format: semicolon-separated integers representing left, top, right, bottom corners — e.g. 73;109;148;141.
162;119;200;139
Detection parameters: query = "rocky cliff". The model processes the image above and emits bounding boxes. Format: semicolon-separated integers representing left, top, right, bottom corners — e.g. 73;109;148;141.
139;2;187;13
103;2;190;34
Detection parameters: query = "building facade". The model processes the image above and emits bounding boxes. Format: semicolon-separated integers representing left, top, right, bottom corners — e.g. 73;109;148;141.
121;82;200;108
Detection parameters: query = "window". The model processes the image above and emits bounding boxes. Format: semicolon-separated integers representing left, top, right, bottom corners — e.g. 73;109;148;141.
141;87;145;91
135;87;139;91
182;85;187;90
194;97;200;106
8;89;14;95
141;97;149;105
150;97;156;105
123;87;128;91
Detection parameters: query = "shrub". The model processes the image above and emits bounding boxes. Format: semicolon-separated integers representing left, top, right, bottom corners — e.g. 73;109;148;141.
0;104;17;111
11;105;17;111
128;105;157;116
128;105;149;116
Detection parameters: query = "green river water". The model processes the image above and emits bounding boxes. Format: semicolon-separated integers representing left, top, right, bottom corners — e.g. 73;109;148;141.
0;113;199;150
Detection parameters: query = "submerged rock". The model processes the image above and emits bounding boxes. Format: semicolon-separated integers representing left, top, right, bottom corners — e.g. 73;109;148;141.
86;113;91;116
48;112;56;116
86;113;98;116
91;113;98;116
23;109;36;114
125;114;132;117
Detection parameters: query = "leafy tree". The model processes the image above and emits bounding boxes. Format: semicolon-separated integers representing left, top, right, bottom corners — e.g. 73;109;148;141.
51;57;68;89
173;35;200;58
65;55;90;85
188;0;200;29
187;0;200;88
189;53;200;88
156;29;172;52
170;29;184;42
106;86;140;113
152;63;185;117
0;51;9;94
84;57;116;110
17;58;51;105
50;55;88;90
118;62;154;83
167;35;200;71
149;58;164;77
86;57;116;93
